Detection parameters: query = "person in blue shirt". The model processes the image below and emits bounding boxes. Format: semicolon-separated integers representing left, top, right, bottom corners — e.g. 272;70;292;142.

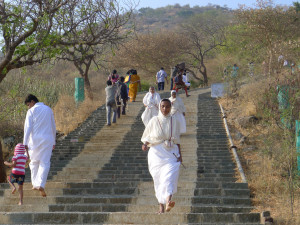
156;67;168;91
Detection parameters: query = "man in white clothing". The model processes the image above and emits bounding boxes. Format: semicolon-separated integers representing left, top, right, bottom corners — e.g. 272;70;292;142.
23;94;56;197
156;67;168;91
182;72;191;89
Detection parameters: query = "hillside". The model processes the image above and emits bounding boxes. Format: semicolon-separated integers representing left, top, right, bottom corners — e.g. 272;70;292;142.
131;4;233;32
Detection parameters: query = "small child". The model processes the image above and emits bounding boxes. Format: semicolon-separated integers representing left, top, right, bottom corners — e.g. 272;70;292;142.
4;143;29;205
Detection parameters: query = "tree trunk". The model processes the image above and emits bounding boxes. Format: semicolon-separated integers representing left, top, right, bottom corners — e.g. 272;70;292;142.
74;60;94;101
199;64;208;86
202;71;208;86
0;140;7;183
185;68;202;81
268;49;273;76
0;71;7;84
83;74;94;100
83;59;93;101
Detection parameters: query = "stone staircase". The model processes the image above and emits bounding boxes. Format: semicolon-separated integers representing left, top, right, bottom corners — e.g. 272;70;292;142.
0;88;262;224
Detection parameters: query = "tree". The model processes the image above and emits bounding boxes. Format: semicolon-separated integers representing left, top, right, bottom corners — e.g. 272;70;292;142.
234;1;300;75
294;1;300;12
181;14;227;85
56;0;133;100
0;0;72;83
113;31;186;78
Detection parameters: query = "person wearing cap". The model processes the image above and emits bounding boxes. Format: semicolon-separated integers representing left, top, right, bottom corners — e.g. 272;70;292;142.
4;143;29;205
23;94;56;197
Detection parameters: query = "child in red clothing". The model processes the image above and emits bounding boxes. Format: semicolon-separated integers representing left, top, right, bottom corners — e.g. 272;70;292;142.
4;143;29;205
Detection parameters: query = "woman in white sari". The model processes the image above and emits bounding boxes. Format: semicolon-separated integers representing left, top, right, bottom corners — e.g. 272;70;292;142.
141;99;182;214
169;90;186;134
141;86;161;126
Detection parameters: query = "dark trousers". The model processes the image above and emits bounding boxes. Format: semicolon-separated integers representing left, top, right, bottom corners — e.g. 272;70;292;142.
117;98;127;118
157;82;165;91
170;78;174;90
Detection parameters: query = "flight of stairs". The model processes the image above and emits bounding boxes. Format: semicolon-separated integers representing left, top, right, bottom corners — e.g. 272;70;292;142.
0;89;262;224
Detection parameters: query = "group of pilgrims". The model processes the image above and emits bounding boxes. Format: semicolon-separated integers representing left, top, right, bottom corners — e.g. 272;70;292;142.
4;66;188;214
141;86;187;214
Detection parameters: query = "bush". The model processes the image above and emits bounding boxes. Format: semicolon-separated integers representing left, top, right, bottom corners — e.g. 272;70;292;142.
140;81;151;92
190;79;204;88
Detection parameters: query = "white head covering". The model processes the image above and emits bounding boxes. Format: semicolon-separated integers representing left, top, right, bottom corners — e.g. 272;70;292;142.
141;98;180;146
170;90;177;101
158;99;172;120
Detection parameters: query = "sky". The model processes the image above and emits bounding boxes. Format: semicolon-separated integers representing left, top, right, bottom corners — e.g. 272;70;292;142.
134;0;297;10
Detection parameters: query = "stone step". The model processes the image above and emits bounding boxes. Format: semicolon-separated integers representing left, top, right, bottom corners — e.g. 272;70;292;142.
2;181;249;190
48;203;254;213
197;177;237;182
0;89;263;225
1;194;253;207
198;173;236;177
106;224;260;225
0;212;261;224
0;204;49;212
4;186;248;198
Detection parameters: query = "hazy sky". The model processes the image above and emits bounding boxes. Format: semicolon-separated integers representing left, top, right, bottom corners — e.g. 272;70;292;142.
134;0;297;9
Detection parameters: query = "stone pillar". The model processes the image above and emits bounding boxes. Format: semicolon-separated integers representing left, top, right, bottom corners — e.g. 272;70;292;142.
74;77;84;103
277;85;291;129
296;120;300;172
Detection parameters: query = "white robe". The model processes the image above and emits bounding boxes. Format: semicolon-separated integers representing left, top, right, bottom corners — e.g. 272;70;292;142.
169;96;186;134
23;102;56;188
182;75;191;87
141;112;181;204
141;92;161;126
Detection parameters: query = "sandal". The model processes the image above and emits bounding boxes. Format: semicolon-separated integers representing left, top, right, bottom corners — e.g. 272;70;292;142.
165;201;175;212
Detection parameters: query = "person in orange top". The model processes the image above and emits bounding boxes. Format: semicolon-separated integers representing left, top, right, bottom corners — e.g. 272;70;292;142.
128;69;141;102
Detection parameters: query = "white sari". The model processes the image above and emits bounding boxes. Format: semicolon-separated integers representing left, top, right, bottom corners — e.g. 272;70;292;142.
169;96;186;134
141;108;181;204
141;92;161;126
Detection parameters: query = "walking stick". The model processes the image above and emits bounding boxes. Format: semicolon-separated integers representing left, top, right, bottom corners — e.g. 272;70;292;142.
173;153;186;169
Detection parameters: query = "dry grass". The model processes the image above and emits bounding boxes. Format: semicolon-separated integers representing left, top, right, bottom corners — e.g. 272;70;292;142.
219;79;300;225
53;72;107;135
0;62;108;160
53;95;104;134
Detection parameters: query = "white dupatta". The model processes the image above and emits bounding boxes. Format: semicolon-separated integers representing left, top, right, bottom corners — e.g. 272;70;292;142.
141;100;181;146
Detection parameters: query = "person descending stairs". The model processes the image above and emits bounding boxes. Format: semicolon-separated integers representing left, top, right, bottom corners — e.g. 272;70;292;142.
0;88;262;224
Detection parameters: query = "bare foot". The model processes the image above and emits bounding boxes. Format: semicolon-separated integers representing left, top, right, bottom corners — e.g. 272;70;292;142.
38;187;47;197
157;204;164;214
18;201;23;205
11;187;16;194
32;187;39;190
166;201;175;212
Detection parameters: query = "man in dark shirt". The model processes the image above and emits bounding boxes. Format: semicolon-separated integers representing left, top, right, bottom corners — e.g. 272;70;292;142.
116;76;129;117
